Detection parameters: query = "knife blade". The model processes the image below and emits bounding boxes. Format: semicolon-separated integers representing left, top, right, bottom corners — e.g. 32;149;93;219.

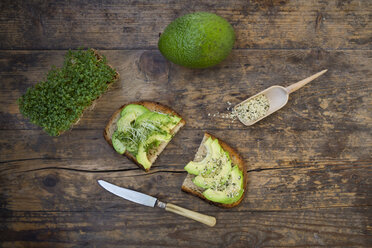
97;179;216;227
98;180;157;207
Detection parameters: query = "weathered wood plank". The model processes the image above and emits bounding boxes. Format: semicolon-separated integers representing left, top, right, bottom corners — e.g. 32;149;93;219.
0;164;370;212
1;49;370;172
0;0;371;50
0;207;370;247
1;49;371;131
1;128;371;171
1;1;371;247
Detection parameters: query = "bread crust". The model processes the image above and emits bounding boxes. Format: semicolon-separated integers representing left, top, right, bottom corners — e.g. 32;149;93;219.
104;101;186;172
181;133;247;208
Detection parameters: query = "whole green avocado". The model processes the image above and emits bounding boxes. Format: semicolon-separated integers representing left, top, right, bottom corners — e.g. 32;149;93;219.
158;12;235;69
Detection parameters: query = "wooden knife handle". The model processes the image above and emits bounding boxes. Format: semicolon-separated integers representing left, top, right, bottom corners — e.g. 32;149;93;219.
165;203;216;227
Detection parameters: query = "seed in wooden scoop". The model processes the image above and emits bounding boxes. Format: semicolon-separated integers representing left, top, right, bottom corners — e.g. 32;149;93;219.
234;94;270;123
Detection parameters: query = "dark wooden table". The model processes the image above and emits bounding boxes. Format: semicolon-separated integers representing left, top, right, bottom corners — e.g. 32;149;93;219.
1;1;371;247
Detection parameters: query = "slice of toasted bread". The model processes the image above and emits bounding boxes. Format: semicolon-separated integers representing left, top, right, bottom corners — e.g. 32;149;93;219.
104;101;186;172
181;133;247;208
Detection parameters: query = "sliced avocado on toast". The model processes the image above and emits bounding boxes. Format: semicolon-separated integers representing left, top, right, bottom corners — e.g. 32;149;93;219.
184;138;223;175
136;132;172;169
182;133;247;208
117;104;150;132
104;101;185;172
203;165;244;204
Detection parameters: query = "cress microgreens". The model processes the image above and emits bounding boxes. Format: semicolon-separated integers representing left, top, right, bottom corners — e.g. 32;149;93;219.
18;49;117;136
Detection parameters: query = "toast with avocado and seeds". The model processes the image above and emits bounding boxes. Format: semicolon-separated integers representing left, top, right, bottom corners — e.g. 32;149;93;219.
182;133;247;208
104;101;185;172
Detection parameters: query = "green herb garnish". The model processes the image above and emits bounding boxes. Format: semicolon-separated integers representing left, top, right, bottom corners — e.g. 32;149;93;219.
18;49;118;136
116;121;169;155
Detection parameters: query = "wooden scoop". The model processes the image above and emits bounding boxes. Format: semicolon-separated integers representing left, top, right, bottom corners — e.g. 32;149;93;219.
234;69;328;126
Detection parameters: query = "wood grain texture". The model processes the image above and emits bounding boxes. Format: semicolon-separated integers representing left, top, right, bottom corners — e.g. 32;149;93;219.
0;0;371;50
1;50;371;131
1;163;370;212
1;128;370;172
1;49;371;246
0;207;371;248
1;0;371;247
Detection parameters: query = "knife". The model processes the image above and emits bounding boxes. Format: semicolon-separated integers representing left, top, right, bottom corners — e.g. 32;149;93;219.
97;180;216;227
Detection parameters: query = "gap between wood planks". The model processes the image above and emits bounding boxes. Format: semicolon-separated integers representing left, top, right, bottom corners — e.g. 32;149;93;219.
1;162;368;176
2;205;371;213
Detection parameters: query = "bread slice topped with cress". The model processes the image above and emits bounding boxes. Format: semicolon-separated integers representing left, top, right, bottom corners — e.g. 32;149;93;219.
182;133;247;208
104;101;185;171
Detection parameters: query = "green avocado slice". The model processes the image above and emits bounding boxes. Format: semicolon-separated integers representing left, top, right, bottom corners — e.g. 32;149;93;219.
184;138;223;175
112;131;126;154
135;112;177;133
167;115;182;130
202;165;244;204
117;105;150;133
192;152;232;189
136;133;172;169
120;104;149;117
